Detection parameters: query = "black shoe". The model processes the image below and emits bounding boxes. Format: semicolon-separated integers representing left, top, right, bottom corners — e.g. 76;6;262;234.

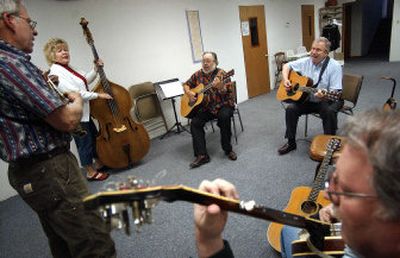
190;155;210;168
278;142;297;155
225;151;237;161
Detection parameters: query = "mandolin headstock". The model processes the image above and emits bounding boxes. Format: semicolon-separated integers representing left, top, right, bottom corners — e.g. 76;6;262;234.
84;176;161;235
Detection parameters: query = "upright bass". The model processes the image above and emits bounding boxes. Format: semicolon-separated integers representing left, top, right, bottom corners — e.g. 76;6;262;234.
80;17;150;169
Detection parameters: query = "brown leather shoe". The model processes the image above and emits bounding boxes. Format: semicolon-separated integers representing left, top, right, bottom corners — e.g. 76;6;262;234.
278;142;297;155
190;155;210;168
226;151;237;161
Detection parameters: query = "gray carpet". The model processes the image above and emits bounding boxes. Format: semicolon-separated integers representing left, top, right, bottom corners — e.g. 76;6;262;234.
1;58;400;258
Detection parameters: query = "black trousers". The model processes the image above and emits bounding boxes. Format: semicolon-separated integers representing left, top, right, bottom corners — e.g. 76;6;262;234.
190;106;234;156
284;99;344;140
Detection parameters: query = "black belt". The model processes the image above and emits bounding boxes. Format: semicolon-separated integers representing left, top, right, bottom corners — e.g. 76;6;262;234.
10;145;70;166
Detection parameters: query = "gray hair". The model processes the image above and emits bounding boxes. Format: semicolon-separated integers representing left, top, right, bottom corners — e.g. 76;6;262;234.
314;37;331;53
202;51;219;65
340;109;400;221
0;0;22;16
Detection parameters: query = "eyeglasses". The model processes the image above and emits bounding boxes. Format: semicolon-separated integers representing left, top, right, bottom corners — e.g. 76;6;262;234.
12;15;37;30
324;171;377;205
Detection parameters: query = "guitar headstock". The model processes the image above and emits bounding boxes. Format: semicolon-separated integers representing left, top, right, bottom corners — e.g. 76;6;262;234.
327;137;341;152
224;69;235;79
80;17;94;45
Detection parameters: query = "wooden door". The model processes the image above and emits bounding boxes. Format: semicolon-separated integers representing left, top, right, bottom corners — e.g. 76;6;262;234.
239;5;270;98
301;5;315;51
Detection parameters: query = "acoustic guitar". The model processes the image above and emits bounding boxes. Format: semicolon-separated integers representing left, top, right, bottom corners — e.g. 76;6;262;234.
83;179;342;255
180;69;234;118
276;70;341;103
381;76;397;111
267;138;342;252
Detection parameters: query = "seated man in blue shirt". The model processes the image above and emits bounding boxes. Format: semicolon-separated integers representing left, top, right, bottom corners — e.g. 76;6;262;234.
278;37;344;155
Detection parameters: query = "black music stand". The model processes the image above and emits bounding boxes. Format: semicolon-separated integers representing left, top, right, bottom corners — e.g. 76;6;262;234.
155;78;190;139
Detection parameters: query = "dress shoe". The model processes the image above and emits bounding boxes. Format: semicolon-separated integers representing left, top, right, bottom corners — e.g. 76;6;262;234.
225;151;237;161
278;142;297;155
190;155;210;169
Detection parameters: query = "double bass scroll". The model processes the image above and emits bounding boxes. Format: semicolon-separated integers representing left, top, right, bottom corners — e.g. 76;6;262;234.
80;17;150;169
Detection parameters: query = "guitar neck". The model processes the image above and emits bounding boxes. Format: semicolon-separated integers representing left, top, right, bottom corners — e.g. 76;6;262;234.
309;138;341;201
300;87;340;101
198;69;234;95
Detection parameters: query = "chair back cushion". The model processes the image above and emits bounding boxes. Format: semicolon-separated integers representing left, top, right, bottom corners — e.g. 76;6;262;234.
342;73;363;105
128;82;160;121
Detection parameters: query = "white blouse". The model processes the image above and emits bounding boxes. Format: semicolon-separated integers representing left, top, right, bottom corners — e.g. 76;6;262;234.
49;63;98;122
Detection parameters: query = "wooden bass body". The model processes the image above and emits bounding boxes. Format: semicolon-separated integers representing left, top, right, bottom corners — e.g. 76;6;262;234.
80;17;150;169
90;81;150;168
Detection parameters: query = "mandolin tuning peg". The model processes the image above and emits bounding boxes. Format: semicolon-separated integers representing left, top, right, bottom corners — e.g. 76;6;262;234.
127;177;148;189
99;203;130;233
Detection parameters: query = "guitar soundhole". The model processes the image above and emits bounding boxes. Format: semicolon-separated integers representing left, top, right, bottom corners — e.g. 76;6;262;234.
301;201;318;215
287;84;299;97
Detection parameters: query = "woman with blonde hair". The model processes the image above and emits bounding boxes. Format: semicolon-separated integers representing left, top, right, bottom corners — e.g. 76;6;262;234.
43;37;112;181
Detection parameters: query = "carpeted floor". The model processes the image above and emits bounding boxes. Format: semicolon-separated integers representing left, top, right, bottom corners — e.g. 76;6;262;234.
1;58;399;258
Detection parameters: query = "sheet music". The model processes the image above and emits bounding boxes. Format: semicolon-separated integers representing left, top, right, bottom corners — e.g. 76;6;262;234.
159;80;184;99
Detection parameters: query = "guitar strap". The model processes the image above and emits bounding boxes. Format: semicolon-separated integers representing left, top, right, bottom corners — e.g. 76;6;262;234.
312;57;330;88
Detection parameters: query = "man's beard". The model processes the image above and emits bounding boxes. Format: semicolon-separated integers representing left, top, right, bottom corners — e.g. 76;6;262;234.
202;64;216;74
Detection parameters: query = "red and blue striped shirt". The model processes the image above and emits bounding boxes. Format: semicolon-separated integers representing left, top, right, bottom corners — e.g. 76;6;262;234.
0;40;71;162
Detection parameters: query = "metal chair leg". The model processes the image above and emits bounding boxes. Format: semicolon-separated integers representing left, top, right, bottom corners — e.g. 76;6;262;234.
232;115;238;144
304;114;309;138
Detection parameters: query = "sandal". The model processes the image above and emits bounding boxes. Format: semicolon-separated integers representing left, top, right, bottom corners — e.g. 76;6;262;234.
87;171;109;181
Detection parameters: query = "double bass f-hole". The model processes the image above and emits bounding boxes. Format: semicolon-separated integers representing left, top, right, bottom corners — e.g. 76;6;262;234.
79;17;150;169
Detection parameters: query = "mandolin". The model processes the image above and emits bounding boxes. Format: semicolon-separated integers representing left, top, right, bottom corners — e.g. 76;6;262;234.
80;18;150;169
267;138;342;252
276;70;341;103
83;177;342;256
180;69;235;118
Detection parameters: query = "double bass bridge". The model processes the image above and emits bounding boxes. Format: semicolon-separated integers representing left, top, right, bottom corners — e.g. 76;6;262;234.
113;125;127;133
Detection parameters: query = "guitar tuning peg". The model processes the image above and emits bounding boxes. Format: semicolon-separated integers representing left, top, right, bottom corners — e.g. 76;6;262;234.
127;177;148;189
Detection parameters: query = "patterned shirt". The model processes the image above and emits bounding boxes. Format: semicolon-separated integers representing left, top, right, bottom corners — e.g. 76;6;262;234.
185;68;235;115
0;40;71;162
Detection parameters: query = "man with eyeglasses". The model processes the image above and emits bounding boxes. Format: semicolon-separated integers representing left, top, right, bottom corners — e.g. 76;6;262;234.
183;51;237;169
194;109;400;258
0;1;115;257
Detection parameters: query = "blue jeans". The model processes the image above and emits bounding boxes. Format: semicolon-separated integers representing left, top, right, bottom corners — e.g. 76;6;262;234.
281;225;303;258
73;119;98;167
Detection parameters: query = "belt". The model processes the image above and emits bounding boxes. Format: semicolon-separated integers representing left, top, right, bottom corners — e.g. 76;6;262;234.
10;145;70;166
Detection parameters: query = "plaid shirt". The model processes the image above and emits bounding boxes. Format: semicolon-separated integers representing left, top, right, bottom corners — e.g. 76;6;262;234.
0;40;71;162
185;68;235;115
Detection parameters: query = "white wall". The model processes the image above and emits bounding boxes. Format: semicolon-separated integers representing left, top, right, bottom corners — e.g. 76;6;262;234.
390;0;400;61
0;0;320;200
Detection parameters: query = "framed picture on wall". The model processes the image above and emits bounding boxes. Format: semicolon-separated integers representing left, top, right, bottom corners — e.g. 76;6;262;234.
186;10;204;63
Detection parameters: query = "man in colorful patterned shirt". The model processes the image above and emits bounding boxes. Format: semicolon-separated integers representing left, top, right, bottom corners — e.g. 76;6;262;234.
0;1;115;257
183;51;237;169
